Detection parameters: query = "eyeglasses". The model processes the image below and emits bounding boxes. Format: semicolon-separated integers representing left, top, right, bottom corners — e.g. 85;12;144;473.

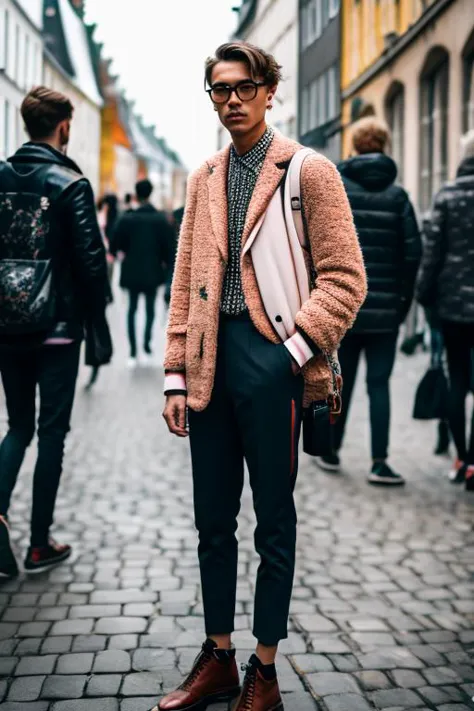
206;80;267;104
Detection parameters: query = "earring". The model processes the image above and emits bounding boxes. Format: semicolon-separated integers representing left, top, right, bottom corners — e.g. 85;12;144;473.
267;104;273;110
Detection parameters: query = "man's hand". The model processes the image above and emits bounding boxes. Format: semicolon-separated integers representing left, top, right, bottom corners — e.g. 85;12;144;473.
163;394;188;437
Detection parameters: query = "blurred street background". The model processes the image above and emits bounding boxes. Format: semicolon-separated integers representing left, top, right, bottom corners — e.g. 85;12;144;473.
0;0;474;709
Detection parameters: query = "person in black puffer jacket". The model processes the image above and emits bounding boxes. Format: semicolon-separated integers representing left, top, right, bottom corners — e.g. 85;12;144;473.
317;117;422;486
417;130;474;489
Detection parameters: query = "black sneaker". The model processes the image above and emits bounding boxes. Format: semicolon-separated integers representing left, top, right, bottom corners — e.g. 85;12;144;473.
315;453;340;473
0;516;19;579
24;539;72;574
449;459;466;484
368;462;405;486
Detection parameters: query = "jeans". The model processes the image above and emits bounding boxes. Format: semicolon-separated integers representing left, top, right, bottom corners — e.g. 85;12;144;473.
441;321;474;463
0;343;80;546
189;314;304;646
127;289;157;358
333;331;398;461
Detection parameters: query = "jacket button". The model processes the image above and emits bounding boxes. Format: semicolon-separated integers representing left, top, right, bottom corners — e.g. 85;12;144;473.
275;315;282;323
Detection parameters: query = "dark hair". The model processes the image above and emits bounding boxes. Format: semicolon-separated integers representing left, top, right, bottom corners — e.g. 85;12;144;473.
21;86;74;140
136;179;153;201
205;41;282;88
124;193;133;205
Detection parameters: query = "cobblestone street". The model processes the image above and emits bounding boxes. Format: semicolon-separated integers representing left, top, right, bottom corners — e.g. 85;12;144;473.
0;295;473;711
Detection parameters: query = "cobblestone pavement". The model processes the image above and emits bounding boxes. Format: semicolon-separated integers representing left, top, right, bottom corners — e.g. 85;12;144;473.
0;294;473;711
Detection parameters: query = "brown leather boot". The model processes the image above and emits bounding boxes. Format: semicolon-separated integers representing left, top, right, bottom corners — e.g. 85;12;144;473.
233;655;284;711
153;638;240;710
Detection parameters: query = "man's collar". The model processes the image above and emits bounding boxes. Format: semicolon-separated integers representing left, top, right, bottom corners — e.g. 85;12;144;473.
231;127;274;170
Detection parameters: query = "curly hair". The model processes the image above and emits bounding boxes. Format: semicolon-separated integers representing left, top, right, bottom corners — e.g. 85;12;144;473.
351;117;391;155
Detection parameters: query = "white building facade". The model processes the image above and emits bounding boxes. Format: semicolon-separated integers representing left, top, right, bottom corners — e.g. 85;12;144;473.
42;0;103;195
235;0;299;140
0;0;43;160
43;51;102;196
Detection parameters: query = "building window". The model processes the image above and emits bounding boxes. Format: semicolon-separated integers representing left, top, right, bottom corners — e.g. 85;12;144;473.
386;83;405;184
3;9;9;72
351;0;360;81
302;0;336;50
329;0;341;19
4;101;10;159
463;31;474;132
301;63;340;136
420;49;449;213
301;87;309;135
14;25;20;85
24;35;30;90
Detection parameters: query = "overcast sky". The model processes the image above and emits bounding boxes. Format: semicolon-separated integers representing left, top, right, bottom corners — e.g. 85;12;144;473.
85;0;238;171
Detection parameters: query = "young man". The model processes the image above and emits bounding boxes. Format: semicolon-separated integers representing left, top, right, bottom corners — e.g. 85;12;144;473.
319;118;421;486
0;87;110;576
111;179;175;367
160;42;366;711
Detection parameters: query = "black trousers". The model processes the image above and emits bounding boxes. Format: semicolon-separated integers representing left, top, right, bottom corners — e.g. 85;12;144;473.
333;331;398;460
188;315;304;646
0;343;80;546
127;289;157;357
442;321;474;463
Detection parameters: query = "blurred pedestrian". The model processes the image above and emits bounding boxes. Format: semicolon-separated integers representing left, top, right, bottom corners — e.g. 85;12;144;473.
319;117;422;486
111;179;175;367
164;205;184;309
124;192;135;213
0;86;111;577
417;129;474;489
159;41;366;711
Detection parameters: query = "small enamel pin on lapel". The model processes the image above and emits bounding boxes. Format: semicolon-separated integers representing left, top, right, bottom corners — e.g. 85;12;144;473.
208;164;215;175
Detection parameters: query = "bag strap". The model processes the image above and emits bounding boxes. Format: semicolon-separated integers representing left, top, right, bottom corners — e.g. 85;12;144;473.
287;148;314;249
286;148;343;414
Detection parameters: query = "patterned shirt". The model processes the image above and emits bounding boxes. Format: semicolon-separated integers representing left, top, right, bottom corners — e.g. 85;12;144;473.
221;127;274;315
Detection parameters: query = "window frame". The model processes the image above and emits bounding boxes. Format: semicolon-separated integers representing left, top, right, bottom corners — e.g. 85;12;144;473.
419;53;449;213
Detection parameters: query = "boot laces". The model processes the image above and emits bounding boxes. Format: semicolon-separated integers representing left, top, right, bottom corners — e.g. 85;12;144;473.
180;647;211;691
240;663;257;710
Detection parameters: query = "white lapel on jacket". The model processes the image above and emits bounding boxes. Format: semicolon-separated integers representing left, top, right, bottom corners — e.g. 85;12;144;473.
241;134;296;251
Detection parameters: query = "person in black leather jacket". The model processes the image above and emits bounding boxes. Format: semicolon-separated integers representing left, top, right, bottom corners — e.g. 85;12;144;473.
316;117;422;486
0;86;111;577
417;130;474;489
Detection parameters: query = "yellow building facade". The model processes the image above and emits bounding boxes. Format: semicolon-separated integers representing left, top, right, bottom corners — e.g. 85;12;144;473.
341;0;474;212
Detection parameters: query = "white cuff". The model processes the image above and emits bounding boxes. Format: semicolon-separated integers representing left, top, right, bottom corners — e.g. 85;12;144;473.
284;332;314;369
164;372;187;393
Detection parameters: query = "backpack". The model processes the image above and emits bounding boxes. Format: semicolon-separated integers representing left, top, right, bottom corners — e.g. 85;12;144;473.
0;191;56;335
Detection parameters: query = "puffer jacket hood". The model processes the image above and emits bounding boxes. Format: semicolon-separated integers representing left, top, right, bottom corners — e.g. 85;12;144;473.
457;155;474;179
338;153;397;191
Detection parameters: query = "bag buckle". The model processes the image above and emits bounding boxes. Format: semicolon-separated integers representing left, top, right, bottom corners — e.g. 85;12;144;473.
291;196;301;211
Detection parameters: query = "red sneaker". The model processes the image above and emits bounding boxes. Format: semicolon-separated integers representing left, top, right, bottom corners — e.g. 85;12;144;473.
24;539;72;574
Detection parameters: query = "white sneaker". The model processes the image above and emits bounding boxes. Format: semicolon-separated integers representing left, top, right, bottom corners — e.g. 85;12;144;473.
127;357;138;370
